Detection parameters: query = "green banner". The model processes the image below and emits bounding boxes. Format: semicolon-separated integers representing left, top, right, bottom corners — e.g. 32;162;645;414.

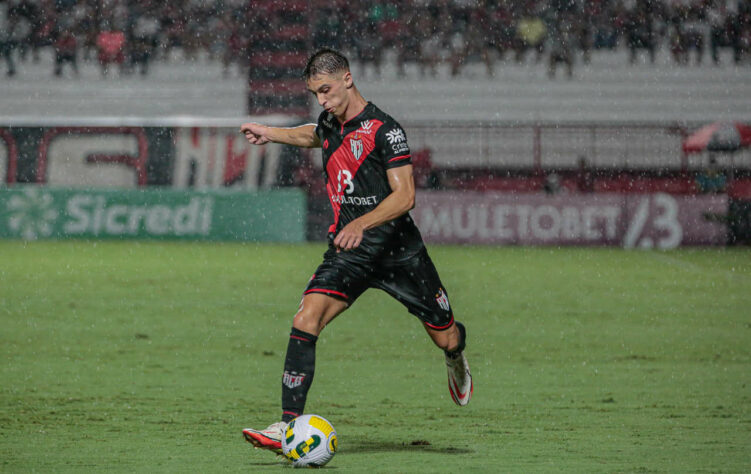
0;187;306;242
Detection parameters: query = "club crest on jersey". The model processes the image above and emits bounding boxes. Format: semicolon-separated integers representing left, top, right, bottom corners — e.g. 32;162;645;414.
350;138;364;160
283;371;306;389
386;128;406;144
435;288;450;311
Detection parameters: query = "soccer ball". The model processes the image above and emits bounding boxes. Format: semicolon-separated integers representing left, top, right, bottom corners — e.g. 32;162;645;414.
282;414;337;468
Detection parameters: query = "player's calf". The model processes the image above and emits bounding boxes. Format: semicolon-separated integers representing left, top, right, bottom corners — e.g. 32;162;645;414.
444;322;473;406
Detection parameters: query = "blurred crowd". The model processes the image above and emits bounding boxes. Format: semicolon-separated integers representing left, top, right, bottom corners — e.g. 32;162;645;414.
329;0;751;78
1;0;750;79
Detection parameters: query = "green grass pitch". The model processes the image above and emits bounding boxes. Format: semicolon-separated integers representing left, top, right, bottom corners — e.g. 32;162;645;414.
1;241;750;472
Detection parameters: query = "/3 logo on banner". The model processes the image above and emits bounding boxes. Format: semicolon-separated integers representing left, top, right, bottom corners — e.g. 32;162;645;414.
623;193;682;249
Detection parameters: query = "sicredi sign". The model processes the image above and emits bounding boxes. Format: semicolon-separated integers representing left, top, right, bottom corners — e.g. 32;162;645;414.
0;187;305;242
63;195;213;236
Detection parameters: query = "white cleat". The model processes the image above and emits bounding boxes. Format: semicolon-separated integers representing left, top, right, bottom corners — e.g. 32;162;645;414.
242;421;287;454
446;352;473;406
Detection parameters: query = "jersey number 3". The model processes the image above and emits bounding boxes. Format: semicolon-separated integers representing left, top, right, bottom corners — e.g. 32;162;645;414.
337;169;354;194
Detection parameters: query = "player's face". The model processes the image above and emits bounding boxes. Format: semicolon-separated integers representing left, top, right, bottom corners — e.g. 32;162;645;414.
307;71;351;118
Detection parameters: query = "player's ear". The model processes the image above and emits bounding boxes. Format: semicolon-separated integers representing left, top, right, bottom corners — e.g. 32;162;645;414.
343;71;353;88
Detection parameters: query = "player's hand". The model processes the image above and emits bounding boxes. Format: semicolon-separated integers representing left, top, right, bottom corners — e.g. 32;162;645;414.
333;219;366;252
240;122;271;145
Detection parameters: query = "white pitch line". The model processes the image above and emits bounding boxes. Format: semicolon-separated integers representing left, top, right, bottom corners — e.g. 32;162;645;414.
647;251;751;284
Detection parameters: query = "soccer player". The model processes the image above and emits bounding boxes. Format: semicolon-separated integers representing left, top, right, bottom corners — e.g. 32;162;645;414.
240;48;472;454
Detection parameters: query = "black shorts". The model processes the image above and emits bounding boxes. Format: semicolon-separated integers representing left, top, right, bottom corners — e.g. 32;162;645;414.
304;246;454;330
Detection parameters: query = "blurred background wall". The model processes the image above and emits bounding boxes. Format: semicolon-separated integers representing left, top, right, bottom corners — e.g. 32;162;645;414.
1;0;750;244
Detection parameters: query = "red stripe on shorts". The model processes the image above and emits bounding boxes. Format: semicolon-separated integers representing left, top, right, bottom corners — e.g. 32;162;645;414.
423;313;455;330
304;288;349;300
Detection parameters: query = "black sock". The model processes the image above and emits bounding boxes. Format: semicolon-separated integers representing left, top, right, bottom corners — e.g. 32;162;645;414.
281;328;318;423
445;321;467;359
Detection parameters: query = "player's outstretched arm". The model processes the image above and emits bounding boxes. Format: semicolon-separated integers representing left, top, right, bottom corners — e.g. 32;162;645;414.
240;123;320;148
333;165;416;251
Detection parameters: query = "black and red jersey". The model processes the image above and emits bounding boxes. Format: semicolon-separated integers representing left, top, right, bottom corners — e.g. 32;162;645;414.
315;102;425;262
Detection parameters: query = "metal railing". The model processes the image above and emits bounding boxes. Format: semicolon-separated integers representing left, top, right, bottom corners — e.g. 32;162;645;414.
404;122;751;170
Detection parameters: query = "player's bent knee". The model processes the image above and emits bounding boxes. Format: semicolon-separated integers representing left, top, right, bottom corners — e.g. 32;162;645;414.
292;293;347;336
292;308;324;335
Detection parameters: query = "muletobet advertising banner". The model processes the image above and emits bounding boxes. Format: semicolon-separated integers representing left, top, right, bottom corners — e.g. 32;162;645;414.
413;192;728;248
0;186;306;242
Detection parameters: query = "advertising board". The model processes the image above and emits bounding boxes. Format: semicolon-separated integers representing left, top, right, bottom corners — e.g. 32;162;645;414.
413;192;727;248
0;187;306;242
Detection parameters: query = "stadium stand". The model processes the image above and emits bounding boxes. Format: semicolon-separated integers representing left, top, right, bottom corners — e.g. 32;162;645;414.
1;0;750;200
246;0;311;115
1;0;749;80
